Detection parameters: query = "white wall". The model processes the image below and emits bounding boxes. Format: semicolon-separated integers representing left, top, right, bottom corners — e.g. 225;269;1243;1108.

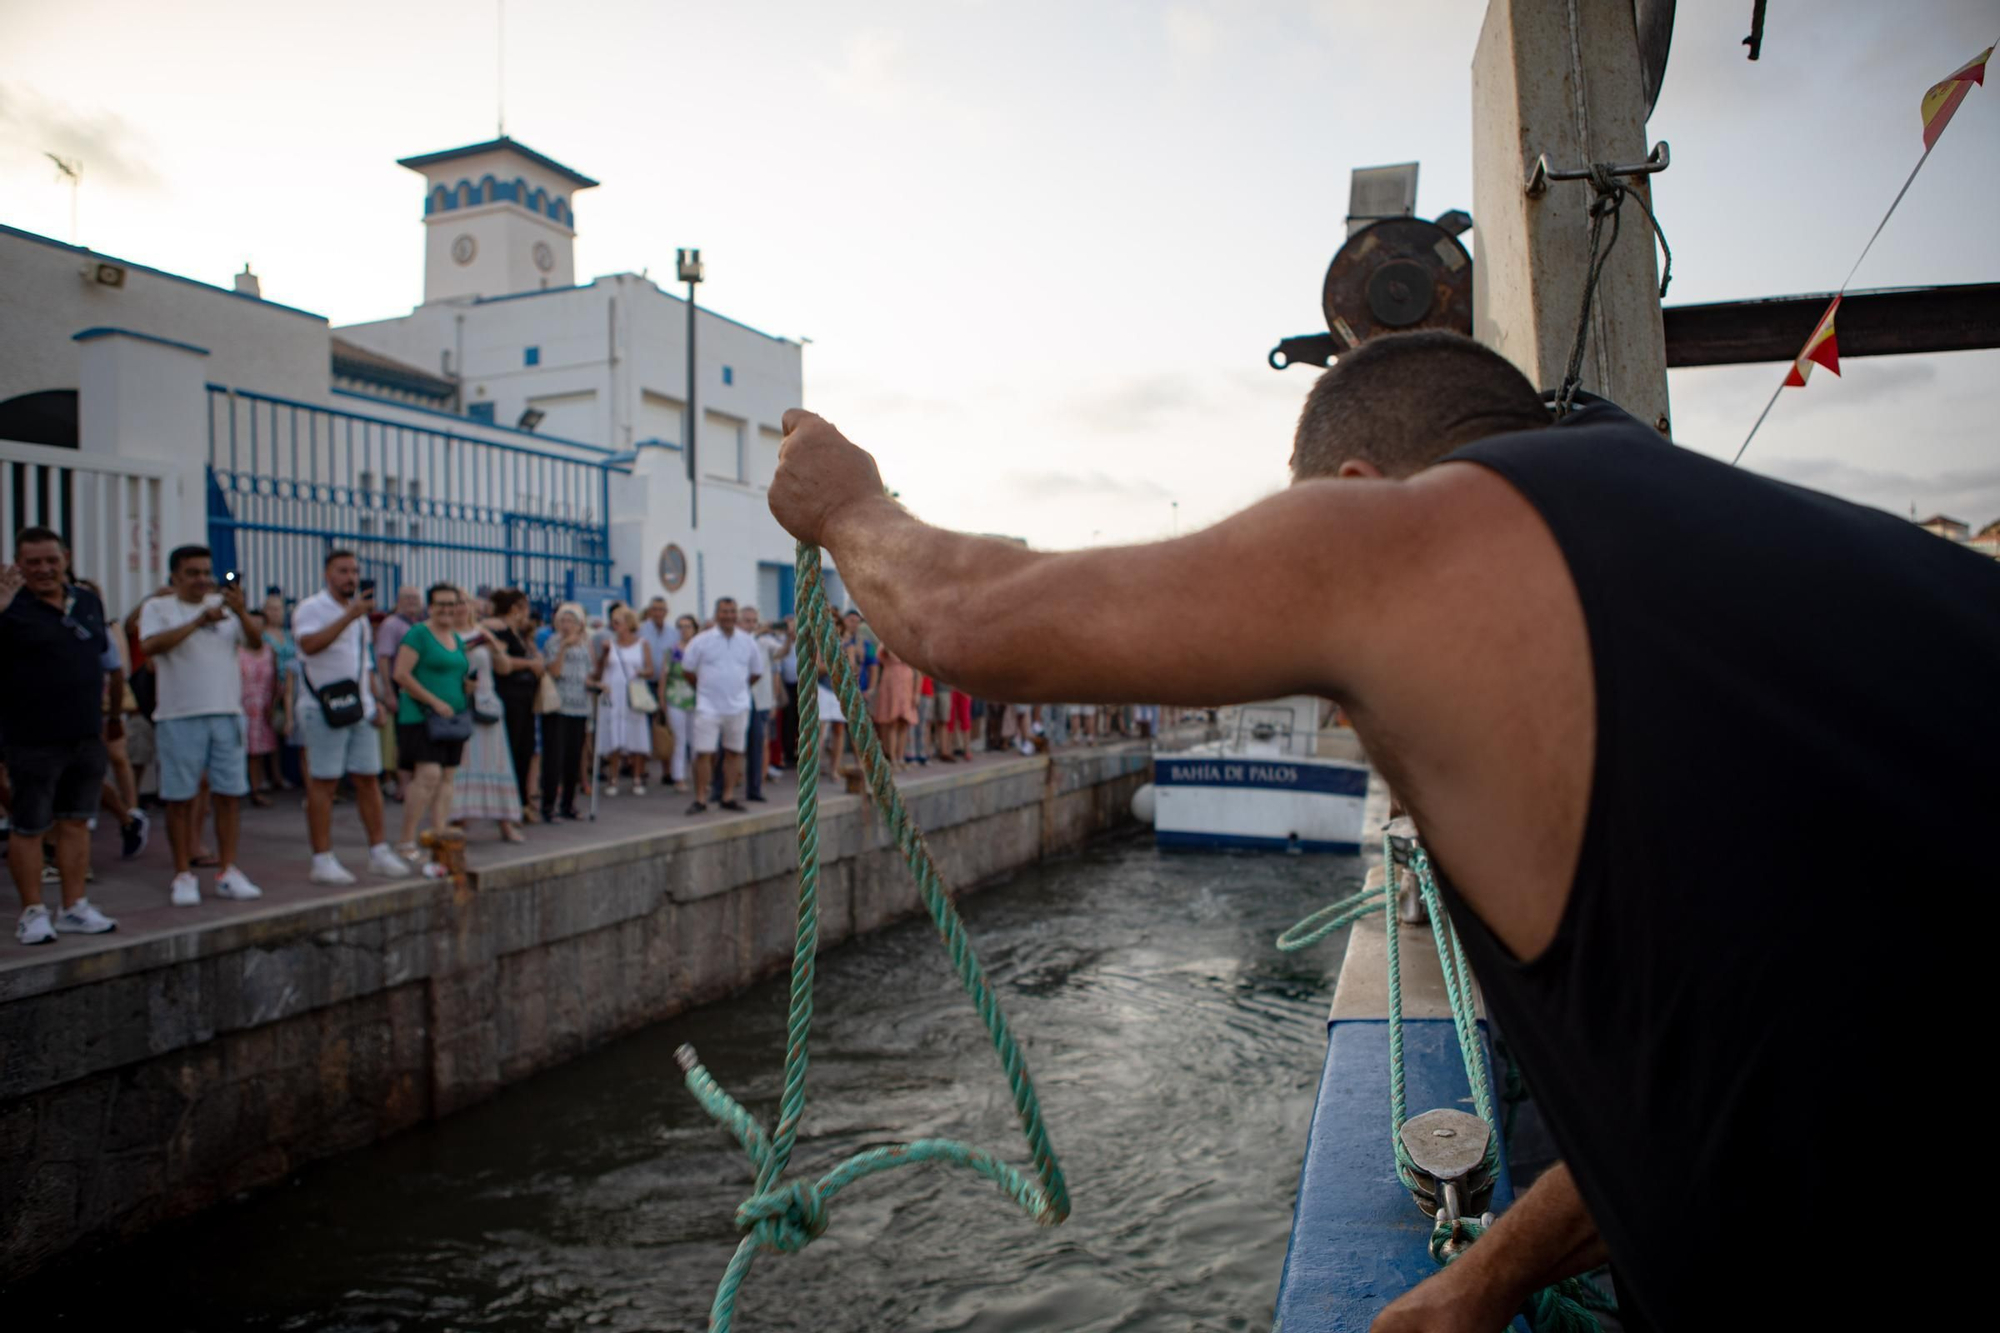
0;223;334;410
340;273;805;615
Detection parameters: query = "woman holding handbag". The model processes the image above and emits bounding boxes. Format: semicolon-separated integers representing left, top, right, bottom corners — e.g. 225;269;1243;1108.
590;605;656;796
659;613;699;792
452;625;525;843
539;603;592;822
392;583;472;859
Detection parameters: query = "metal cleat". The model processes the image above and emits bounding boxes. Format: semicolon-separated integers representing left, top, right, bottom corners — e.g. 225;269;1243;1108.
1383;816;1420;867
1381;819;1428;921
1396;867;1428;924
1400;1107;1494;1222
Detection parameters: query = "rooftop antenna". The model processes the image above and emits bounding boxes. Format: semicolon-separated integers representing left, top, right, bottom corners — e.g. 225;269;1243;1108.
496;0;506;136
45;153;81;245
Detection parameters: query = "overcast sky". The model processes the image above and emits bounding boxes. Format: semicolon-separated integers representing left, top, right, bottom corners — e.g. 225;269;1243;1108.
3;0;1995;544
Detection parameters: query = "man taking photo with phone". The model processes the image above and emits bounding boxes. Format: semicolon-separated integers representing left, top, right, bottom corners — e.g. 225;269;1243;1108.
138;546;265;907
291;551;409;885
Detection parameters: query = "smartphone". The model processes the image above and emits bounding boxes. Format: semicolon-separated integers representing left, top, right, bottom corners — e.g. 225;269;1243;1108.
359;578;377;597
222;570;241;589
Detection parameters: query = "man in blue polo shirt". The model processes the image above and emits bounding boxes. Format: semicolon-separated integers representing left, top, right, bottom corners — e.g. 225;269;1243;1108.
0;527;120;945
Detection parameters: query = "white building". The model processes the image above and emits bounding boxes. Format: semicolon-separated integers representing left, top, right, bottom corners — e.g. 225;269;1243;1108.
0;136;810;620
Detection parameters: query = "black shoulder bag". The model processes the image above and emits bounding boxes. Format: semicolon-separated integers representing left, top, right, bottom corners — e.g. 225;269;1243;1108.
307;617;368;729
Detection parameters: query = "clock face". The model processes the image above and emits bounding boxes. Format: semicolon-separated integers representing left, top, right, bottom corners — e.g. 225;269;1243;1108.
451;234;477;265
532;241;555;273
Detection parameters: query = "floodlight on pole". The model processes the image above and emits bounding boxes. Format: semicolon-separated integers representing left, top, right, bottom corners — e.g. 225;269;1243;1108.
678;248;704;527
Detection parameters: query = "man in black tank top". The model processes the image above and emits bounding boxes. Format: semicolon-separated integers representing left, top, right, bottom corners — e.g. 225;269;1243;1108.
765;332;1999;1330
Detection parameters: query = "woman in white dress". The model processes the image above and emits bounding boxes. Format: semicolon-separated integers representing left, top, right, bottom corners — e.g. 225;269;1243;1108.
591;605;656;796
816;628;864;775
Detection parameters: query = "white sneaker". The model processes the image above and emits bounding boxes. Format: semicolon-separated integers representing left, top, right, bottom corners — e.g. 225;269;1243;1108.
170;872;201;907
309;855;358;886
633;782;647;796
604;783;620;797
368;844;412;878
16;905;55;946
214;866;263;900
54;899;117;935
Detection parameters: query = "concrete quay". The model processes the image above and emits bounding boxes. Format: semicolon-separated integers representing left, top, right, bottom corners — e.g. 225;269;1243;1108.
0;742;1151;1283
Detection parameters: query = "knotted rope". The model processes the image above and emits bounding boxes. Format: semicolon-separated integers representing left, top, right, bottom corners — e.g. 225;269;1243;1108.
1553;166;1673;420
676;541;1069;1332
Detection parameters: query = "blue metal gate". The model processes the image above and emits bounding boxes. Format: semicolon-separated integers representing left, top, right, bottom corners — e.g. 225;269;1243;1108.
206;386;624;609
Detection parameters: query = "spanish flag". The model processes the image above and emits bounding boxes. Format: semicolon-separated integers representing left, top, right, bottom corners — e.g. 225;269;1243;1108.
1922;46;1991;148
1783;296;1841;388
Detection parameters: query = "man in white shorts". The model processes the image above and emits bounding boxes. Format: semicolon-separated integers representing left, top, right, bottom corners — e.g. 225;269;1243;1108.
680;597;763;815
291;550;410;885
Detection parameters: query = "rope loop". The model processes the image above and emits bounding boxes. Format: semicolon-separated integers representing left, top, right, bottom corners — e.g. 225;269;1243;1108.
735;1181;830;1254
682;541;1069;1331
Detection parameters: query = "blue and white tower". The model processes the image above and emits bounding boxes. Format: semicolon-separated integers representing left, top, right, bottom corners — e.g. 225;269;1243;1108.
398;137;599;305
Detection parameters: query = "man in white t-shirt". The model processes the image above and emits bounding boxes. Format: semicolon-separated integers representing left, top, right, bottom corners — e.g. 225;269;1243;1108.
680;597;763;815
291;550;411;886
137;545;264;907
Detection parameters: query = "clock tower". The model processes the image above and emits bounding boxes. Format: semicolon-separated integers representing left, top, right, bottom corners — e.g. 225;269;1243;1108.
398;137;599;305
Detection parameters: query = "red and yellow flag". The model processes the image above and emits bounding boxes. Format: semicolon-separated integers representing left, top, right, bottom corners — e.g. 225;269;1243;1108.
1921;45;1991;148
1783;296;1841;388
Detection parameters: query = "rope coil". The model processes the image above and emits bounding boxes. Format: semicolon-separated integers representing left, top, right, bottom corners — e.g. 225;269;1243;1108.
678;541;1069;1331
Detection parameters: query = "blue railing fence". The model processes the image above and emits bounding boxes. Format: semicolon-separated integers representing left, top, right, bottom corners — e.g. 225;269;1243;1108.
205;386;624;611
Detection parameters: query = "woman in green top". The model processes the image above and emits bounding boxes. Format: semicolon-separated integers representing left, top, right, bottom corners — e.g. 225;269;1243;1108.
392;583;471;858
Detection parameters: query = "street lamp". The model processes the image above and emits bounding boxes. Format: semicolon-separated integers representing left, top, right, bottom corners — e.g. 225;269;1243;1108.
677;247;704;527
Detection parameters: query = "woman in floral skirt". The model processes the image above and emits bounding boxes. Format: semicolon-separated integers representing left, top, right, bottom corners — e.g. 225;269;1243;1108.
451;616;525;842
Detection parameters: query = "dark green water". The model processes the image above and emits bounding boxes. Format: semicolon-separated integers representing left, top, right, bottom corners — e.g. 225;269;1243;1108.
17;833;1356;1332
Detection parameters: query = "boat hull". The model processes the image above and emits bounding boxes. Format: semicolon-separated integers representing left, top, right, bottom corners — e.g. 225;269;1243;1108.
1152;752;1368;853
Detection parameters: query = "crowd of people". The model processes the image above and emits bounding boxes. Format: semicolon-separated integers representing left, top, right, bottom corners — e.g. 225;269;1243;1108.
0;527;1173;947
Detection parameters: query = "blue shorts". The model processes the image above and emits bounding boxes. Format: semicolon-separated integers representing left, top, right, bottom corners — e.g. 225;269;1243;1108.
297;706;385;780
155;714;251;801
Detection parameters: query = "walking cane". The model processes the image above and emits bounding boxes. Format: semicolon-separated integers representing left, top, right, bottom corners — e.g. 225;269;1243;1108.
586;696;600;822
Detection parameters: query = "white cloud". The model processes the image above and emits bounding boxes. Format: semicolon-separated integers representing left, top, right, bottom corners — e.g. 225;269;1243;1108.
1164;4;1218;64
815;30;914;111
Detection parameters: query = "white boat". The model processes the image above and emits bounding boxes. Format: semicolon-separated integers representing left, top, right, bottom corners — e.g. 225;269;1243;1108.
1147;697;1370;854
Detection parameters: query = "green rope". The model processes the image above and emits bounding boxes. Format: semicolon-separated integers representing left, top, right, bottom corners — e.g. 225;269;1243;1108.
1278;831;1600;1333
676;542;1069;1332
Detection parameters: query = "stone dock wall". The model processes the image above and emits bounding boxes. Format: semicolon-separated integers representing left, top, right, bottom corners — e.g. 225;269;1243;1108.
0;747;1150;1283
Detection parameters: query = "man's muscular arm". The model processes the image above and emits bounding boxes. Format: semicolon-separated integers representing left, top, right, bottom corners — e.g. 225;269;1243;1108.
773;409;1428;708
1372;1164;1608;1332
